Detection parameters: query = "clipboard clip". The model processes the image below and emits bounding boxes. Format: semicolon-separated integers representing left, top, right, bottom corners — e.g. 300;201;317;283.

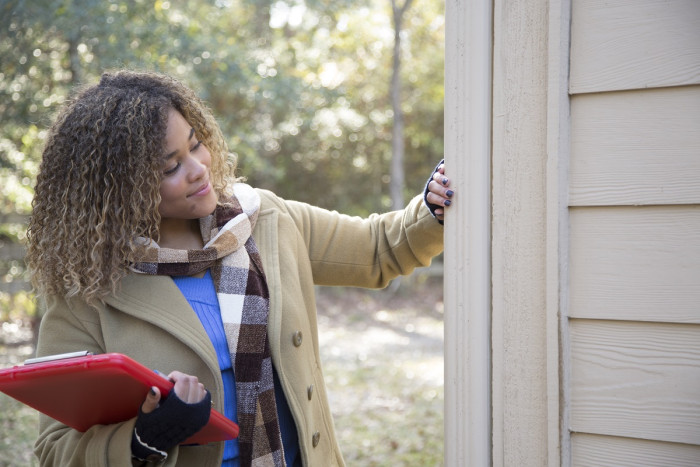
24;350;94;365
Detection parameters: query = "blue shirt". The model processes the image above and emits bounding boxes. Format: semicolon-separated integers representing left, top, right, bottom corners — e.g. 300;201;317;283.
173;270;300;467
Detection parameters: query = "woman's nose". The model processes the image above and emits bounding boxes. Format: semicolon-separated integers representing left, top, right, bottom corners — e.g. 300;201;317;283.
186;155;207;181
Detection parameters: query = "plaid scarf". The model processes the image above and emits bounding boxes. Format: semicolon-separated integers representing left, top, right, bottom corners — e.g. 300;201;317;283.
131;184;285;467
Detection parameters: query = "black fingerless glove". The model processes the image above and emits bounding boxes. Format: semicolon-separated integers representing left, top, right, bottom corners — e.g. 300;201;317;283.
423;159;446;225
131;389;211;462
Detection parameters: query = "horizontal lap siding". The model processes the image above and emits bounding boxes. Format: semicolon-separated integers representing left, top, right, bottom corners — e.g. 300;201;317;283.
570;0;700;94
570;320;700;445
572;433;700;467
569;87;700;206
569;206;700;323
567;0;700;463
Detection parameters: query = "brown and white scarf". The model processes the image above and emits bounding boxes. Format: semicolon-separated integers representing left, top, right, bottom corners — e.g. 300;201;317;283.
131;183;285;467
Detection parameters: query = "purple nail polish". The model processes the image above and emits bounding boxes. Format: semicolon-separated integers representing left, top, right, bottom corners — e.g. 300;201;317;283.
446;190;454;197
442;177;448;186
444;199;451;206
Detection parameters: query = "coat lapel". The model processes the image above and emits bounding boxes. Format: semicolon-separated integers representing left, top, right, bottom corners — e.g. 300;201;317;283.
104;273;219;376
253;206;283;362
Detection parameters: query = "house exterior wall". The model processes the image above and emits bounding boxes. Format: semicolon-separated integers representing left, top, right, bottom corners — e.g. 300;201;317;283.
491;0;552;465
446;0;565;464
444;0;494;464
445;0;699;465
567;0;700;464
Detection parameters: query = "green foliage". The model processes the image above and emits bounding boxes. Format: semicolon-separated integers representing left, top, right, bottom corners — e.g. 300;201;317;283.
0;0;444;306
0;0;426;312
1;0;443;218
0;290;36;321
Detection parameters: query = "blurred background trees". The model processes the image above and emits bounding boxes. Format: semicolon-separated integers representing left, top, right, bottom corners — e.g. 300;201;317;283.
0;0;444;309
0;2;445;463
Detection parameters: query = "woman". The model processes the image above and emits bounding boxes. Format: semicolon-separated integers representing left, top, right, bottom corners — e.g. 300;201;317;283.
26;70;453;466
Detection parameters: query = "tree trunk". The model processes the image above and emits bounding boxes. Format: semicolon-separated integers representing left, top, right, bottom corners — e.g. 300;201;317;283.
67;36;82;85
389;0;413;210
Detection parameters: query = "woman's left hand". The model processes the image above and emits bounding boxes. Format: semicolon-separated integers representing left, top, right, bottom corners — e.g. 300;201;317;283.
425;163;453;222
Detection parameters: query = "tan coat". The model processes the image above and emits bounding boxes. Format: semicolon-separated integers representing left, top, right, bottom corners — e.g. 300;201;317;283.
33;189;444;466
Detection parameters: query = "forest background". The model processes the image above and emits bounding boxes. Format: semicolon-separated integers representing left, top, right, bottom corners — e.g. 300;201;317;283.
0;0;445;465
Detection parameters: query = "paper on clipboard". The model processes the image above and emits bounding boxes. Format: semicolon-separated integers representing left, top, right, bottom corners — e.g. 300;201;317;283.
0;352;238;445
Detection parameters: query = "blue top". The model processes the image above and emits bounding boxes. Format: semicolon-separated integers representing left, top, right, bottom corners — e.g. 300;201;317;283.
173;270;300;467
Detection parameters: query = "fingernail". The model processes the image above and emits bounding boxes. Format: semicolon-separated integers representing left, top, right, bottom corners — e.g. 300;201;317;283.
150;387;156;396
446;190;454;198
441;177;449;186
444;199;451;206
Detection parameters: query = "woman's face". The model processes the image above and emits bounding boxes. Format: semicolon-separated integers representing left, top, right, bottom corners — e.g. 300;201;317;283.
158;108;218;223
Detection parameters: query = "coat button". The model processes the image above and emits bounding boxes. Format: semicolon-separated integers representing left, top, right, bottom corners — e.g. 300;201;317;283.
312;431;320;447
307;384;314;400
293;331;303;347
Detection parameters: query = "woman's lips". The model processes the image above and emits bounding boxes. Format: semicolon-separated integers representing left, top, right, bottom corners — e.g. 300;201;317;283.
189;181;211;197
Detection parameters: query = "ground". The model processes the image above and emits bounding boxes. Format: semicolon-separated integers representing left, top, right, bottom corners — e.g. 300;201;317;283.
0;278;444;466
315;280;444;466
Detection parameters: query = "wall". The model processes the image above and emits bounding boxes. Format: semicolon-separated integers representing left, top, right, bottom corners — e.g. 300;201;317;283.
491;0;560;465
446;0;566;464
567;0;700;464
443;0;700;465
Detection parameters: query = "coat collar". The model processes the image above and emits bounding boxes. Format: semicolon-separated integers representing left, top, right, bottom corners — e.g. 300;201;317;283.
104;273;219;375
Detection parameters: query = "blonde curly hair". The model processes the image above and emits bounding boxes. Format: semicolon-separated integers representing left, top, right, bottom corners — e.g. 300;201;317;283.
26;70;236;305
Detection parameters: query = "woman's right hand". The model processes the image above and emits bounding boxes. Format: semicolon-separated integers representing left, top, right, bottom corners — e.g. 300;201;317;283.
141;371;208;413
132;371;211;462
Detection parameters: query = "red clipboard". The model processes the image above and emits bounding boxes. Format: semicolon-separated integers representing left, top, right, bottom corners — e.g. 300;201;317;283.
0;352;239;445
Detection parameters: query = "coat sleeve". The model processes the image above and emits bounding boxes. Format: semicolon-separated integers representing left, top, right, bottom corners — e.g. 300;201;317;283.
261;191;444;288
31;296;179;467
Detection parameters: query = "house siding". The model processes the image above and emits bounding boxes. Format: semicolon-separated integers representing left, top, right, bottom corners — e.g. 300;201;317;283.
567;0;700;464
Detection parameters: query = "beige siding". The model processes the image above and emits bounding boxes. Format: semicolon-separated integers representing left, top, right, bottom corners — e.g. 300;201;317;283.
566;0;700;464
491;0;552;465
570;0;700;94
570;319;700;445
572;434;700;467
569;206;700;323
448;0;700;461
569;86;700;206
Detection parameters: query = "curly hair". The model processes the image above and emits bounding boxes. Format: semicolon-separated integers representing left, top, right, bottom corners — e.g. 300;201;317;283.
26;70;237;305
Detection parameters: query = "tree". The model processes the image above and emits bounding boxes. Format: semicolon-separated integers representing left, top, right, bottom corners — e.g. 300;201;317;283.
389;0;413;210
0;0;444;219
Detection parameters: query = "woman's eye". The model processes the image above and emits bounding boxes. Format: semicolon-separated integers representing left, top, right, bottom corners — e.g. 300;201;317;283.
163;162;181;175
191;141;202;152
